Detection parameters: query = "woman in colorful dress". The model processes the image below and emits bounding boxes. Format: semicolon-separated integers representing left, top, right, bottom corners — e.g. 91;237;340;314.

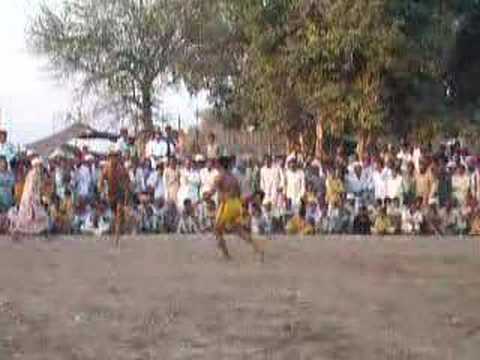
11;157;49;238
0;156;15;212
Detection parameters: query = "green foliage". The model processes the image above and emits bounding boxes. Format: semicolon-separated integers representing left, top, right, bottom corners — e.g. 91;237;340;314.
29;0;480;143
181;0;480;148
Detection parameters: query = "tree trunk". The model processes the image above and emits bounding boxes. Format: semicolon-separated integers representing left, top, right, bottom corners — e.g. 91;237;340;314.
357;130;371;160
315;116;324;159
141;85;154;132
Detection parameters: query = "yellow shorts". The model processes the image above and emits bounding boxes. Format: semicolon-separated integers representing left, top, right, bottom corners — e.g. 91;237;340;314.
216;198;243;230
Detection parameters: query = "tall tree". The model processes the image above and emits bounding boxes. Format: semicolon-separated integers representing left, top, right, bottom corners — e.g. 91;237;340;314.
29;0;187;131
182;0;462;155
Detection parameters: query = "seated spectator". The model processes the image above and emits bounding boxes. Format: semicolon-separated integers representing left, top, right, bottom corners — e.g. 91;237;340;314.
137;191;154;233
371;206;395;235
262;202;274;235
151;197;166;233
353;205;372;235
423;201;443;235
177;199;199;234
401;200;423;235
198;198;216;233
387;197;402;233
286;200;314;235
469;208;480;235
326;199;350;234
250;203;264;235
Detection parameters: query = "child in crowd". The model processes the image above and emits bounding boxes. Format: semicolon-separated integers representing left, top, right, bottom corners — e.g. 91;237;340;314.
262;202;274;235
250;203;264;235
372;206;395;235
137;191;154;233
401;200;423;235
177;199;199;234
151;197;166;233
286;200;314;235
387;197;402;234
353;205;372;235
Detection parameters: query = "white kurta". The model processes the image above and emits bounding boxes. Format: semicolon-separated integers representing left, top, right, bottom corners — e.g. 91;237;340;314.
285;169;305;209
177;168;201;207
260;166;283;204
452;174;470;205
145;139;168;159
386;174;403;200
147;170;165;200
372;168;391;200
346;172;368;195
132;167;149;194
199;168;219;196
75;165;93;198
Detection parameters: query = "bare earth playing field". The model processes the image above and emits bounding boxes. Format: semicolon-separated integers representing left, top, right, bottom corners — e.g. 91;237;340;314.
1;235;480;360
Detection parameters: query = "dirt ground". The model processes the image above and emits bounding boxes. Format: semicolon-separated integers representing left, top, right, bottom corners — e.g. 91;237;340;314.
1;235;480;360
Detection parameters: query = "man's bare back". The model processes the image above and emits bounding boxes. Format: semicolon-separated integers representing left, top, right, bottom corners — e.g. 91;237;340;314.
215;171;241;201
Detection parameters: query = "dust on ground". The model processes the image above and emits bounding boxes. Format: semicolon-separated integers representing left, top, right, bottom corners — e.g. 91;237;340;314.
1;235;480;359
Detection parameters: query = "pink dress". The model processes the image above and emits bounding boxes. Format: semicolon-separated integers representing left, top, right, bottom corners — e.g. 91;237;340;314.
12;168;49;235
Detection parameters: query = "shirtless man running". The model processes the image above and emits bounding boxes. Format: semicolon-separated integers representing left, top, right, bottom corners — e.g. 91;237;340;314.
207;156;264;261
99;148;131;247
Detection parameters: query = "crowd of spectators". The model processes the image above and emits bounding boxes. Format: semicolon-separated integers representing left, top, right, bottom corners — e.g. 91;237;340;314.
2;125;480;237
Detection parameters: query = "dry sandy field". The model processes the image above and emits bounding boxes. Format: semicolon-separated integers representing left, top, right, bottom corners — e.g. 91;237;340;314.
1;234;480;360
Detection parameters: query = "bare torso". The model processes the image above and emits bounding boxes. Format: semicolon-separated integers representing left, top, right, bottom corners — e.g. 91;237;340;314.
215;172;241;202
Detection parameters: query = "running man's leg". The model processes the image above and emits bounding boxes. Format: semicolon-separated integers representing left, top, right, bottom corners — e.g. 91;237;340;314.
114;203;122;247
234;224;265;261
214;223;232;260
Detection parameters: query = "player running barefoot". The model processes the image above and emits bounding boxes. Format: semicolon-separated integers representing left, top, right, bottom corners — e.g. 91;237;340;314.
99;147;131;247
206;156;264;261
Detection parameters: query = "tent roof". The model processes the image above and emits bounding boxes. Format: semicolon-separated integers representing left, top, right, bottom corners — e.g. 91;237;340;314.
27;123;118;157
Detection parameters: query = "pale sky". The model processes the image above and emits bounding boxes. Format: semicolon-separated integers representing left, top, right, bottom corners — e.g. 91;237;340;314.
0;0;208;146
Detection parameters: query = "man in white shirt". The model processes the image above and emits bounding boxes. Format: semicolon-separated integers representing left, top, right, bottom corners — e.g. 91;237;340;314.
145;129;168;167
164;126;177;158
147;162;166;201
285;158;305;211
371;159;391;201
346;163;369;209
260;156;283;205
452;164;471;206
386;166;403;201
75;154;94;201
115;128;130;156
200;159;219;199
346;164;368;196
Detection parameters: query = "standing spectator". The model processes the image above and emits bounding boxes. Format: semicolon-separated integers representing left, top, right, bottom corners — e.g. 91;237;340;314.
0;156;15;212
325;167;345;209
372;159;390;201
260;155;283;205
115;128;130;156
199;159;219;199
386;166;403;201
164;125;177;158
164;157;180;203
206;132;221;160
11;157;49;237
415;160;434;206
145;129;168;166
0;128;17;169
74;154;94;201
285;158;305;212
177;157;201;209
147;161;166;201
451;164;470;206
